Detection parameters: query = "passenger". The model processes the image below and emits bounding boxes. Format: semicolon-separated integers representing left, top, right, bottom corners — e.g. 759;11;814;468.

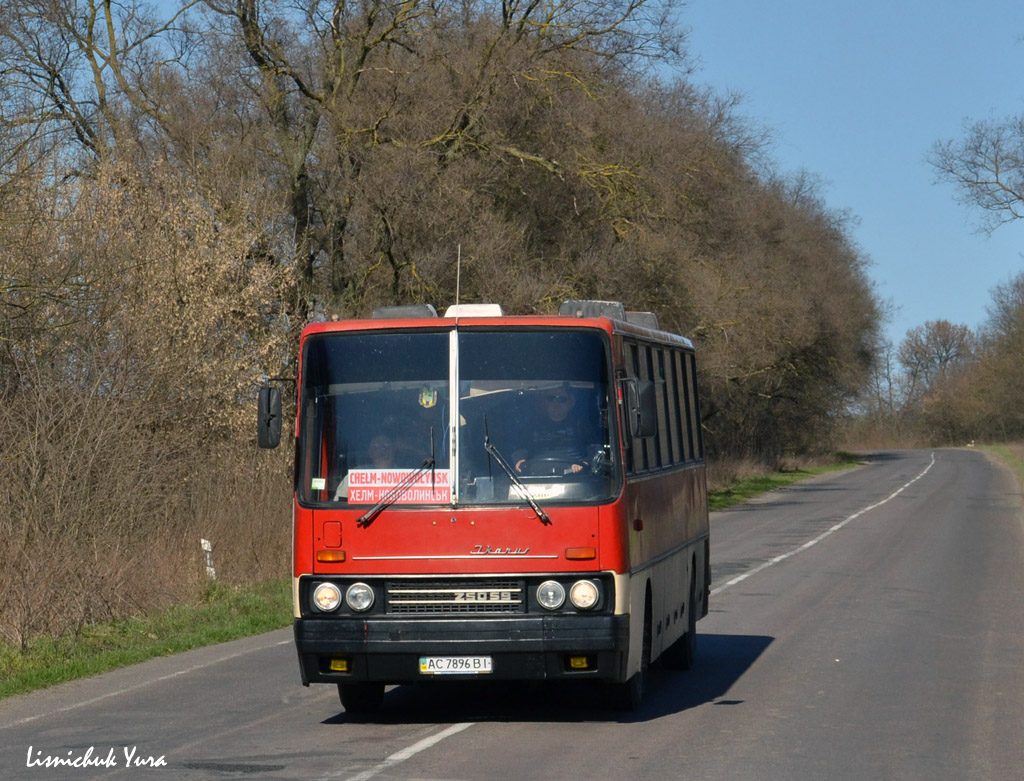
334;433;396;501
366;433;395;468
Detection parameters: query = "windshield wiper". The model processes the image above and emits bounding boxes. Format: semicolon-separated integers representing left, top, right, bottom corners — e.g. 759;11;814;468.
483;419;550;525
357;428;437;528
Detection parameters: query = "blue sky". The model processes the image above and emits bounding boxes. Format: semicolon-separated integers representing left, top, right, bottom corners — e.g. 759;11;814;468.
679;0;1024;347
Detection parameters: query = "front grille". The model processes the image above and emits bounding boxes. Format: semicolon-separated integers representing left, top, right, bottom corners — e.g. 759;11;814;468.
386;578;525;614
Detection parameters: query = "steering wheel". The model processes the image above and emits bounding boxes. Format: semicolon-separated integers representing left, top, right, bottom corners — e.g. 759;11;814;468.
522;457;580;477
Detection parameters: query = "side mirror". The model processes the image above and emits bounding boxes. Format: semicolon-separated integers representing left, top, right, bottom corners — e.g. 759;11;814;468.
625;379;657;439
257;386;282;449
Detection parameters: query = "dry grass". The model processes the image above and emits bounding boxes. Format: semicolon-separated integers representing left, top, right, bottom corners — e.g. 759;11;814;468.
707;453;849;494
706;458;774;494
0;383;290;649
838;424;932;453
707;452;862;511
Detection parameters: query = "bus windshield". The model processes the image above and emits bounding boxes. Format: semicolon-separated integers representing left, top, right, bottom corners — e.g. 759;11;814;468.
457;330;617;505
298;330;450;505
297;328;617;507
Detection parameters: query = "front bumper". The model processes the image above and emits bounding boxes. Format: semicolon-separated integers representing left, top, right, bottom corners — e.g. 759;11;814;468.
294;613;630;685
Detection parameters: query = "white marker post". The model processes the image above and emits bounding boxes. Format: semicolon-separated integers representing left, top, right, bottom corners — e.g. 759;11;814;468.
200;538;216;580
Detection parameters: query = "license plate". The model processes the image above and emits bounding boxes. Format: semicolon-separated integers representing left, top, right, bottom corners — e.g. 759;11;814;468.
419;655;493;675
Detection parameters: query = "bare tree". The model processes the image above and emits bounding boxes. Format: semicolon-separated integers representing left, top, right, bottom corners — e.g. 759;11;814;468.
0;0;199;167
985;272;1024;340
931;116;1024;232
897;320;977;404
193;0;686;318
1;0;894;644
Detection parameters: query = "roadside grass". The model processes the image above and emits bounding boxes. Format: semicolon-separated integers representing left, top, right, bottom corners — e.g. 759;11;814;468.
1;452;864;700
0;578;291;700
708;451;863;512
982;443;1024;487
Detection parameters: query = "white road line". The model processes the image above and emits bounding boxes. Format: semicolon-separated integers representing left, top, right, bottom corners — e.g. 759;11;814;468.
335;722;475;781
0;639;292;729
711;451;937;597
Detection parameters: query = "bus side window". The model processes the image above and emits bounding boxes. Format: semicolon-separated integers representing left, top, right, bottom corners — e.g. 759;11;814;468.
624;342;643;474
687;352;704;459
654;348;672;466
640;345;659;469
662;349;682;465
675;351;693;461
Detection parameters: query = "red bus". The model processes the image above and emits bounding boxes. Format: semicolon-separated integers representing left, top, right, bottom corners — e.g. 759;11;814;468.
258;300;710;712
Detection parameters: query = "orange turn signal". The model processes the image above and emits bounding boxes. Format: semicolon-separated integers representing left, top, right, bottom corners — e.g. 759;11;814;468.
565;547;596;560
316;550;347;563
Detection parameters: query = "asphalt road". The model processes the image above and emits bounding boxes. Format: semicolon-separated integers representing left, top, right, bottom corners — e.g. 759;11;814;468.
3;449;1023;780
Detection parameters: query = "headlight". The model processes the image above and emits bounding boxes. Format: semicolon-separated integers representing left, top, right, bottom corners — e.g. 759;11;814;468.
313;582;341;612
537;580;566;610
345;582;375;612
569;580;599;610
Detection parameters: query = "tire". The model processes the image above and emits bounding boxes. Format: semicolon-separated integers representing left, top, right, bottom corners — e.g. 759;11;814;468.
662;569;698;671
608;603;651;711
338;682;385;714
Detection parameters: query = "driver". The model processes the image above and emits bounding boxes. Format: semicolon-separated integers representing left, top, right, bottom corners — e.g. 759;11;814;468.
513;384;591;475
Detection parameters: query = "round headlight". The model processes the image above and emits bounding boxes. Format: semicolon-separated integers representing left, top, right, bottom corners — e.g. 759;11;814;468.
569;580;600;610
537;580;566;610
345;582;375;612
313;582;342;612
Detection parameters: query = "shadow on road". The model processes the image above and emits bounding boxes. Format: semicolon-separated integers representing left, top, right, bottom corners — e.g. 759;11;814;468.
322;633;772;726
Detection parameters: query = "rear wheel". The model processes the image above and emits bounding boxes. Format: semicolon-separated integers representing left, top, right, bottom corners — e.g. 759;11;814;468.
338;682;385;714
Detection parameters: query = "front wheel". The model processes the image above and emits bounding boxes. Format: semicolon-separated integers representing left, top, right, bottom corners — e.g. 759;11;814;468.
608;604;651;711
609;669;644;712
338;682;385;714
